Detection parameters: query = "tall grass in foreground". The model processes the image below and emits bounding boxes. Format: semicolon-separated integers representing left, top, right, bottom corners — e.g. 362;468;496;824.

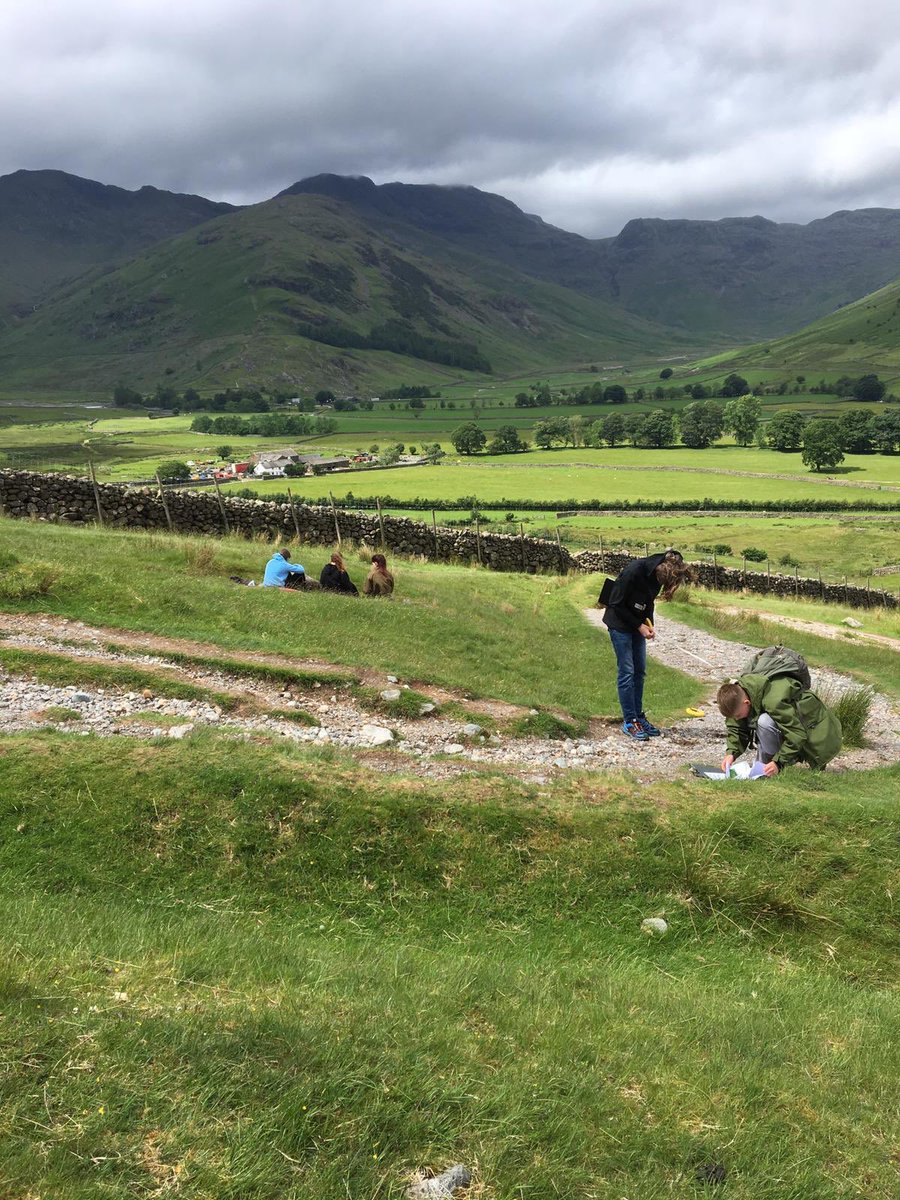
0;734;898;1198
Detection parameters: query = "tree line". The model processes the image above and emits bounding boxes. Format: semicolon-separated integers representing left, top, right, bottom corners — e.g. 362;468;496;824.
449;397;900;466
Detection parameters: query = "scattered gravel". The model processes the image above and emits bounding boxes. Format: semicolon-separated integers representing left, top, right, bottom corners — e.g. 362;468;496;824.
0;610;896;781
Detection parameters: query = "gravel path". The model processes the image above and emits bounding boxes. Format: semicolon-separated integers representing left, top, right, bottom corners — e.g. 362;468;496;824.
583;607;899;772
1;610;897;781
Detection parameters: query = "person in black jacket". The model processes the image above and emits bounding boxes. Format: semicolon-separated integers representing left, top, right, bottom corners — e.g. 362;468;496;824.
319;551;359;596
601;549;691;740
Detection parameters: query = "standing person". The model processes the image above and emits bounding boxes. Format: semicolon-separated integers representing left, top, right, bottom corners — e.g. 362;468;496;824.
364;553;395;597
601;549;691;740
263;548;306;589
320;551;359;595
717;670;842;776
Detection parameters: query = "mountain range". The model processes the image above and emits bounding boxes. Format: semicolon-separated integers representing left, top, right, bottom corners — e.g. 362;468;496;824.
3;168;900;391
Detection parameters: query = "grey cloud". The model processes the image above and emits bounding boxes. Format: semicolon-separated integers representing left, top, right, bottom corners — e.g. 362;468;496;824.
1;0;900;236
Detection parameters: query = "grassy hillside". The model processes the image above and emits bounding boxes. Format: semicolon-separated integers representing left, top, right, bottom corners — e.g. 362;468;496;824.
0;519;701;719
0;193;692;393
1;733;897;1198
698;277;900;375
287;177;900;342
0;168;235;321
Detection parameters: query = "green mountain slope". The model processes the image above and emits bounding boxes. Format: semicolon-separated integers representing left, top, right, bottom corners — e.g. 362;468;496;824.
697;277;900;376
0;169;236;322
0;192;694;391
285;176;900;341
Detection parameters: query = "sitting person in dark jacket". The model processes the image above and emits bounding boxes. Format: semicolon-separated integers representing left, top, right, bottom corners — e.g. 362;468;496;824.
600;549;692;741
319;551;359;595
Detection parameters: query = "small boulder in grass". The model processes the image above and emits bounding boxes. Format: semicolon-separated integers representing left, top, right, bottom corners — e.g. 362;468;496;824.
407;1164;472;1199
381;688;402;702
641;917;668;936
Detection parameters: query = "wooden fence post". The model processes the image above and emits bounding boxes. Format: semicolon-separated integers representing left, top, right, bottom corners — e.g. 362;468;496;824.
519;522;527;571
712;552;718;590
155;472;174;533
88;461;104;528
475;518;483;565
431;509;438;558
328;491;342;547
375;497;386;549
286;486;302;542
794;566;799;598
212;475;230;535
766;559;771;593
555;526;563;573
818;566;824;600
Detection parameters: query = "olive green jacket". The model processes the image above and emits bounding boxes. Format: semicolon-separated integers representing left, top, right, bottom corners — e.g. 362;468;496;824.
724;672;842;770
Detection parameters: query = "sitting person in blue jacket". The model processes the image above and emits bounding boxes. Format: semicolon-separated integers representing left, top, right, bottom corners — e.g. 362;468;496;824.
263;548;306;589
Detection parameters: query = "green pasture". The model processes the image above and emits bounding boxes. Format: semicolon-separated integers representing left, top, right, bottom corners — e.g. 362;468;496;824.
0;519;700;720
247;450;900;507
1;733;898;1199
338;509;899;588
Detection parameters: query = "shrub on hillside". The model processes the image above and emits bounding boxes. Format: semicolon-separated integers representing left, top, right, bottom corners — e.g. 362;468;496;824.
819;684;873;749
741;547;768;562
0;561;62;600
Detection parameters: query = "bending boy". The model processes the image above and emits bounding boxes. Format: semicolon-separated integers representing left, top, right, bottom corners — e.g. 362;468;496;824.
717;673;842;777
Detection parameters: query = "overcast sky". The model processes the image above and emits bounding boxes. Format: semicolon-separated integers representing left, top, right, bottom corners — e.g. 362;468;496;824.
3;0;899;237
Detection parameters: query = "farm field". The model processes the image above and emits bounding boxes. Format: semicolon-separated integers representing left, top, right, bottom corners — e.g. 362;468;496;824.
247;451;900;505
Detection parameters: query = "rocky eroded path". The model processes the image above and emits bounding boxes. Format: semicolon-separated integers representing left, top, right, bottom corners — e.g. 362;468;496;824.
0;610;897;782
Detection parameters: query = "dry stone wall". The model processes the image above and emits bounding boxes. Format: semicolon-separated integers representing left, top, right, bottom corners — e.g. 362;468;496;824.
573;550;897;610
0;470;574;573
0;469;894;608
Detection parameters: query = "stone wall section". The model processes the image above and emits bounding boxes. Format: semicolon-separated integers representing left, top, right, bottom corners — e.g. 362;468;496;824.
0;470;895;609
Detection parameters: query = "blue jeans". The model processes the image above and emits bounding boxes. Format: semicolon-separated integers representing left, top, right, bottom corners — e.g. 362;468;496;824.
608;628;647;722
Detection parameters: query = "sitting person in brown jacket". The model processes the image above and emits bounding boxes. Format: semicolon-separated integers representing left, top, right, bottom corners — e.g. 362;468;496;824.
363;553;394;597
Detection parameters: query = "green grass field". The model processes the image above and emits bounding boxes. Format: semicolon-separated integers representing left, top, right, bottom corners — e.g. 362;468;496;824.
1;734;898;1198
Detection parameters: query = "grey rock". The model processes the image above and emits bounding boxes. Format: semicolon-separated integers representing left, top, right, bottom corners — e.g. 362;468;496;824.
360;723;394;746
168;723;194;740
444;743;465;755
380;688;402;701
418;703;436;716
462;723;482;736
72;691;91;704
407;1164;473;1199
842;617;863;628
386;675;399;683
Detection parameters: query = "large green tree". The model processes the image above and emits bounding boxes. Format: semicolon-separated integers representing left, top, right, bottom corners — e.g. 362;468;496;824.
853;374;886;402
450;423;486;455
871;409;900;453
636;409;676;448
720;372;749;397
766;410;807;452
156;460;191;482
801;420;845;472
836;410;875;454
487;425;528;454
678;401;725;449
533;416;573;448
600;412;626;447
724;394;762;446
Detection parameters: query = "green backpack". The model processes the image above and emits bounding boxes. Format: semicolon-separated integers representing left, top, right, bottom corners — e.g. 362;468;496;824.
743;645;812;690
